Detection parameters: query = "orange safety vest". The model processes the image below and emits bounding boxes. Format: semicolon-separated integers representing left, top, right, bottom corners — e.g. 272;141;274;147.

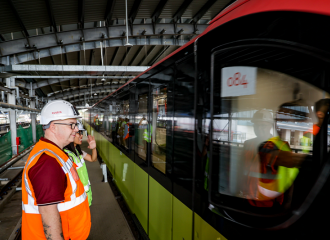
124;123;130;140
22;140;91;240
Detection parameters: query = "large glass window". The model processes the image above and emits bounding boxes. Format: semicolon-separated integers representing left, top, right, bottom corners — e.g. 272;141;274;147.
136;93;148;161
210;66;329;218
151;87;167;174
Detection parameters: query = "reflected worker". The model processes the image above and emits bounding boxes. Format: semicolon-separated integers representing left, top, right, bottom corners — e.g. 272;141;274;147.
242;109;300;208
21;100;91;240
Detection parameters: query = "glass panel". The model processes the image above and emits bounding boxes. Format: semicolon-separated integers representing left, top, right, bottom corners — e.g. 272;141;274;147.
213;66;328;210
118;99;130;149
136;93;148;161
151;87;167;174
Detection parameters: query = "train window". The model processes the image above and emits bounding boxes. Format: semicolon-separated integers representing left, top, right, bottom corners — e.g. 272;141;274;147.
91;110;101;132
151;87;167;174
117;99;130;149
210;66;329;219
136;93;148;161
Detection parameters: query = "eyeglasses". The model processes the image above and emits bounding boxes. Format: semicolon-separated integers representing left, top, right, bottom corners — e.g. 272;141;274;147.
77;130;84;135
54;123;79;130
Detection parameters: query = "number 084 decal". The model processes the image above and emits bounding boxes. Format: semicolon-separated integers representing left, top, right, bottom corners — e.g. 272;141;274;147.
221;66;257;97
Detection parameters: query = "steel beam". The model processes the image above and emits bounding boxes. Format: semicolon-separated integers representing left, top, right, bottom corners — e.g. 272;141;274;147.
129;0;143;25
191;0;217;23
109;47;119;65
1;65;148;75
119;47;133;65
48;85;117;100
6;0;29;37
139;46;157;66
0;23;206;58
0;38;190;65
151;0;169;22
148;46;170;65
45;0;58;33
173;0;193;23
105;0;116;25
70;95;107;104
27;79;126;90
5;78;17;155
78;0;85;29
89;49;95;65
129;46;144;66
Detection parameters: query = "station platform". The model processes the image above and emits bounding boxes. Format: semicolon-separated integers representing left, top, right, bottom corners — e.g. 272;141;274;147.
80;135;135;240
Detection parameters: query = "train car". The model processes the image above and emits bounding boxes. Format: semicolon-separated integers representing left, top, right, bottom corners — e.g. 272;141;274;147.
84;0;330;239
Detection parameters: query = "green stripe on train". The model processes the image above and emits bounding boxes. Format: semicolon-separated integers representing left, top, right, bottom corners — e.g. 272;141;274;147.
83;122;225;240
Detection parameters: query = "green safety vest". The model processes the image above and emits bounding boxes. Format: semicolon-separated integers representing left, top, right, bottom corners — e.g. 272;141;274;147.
64;149;92;206
204;137;299;195
301;136;311;154
143;125;153;143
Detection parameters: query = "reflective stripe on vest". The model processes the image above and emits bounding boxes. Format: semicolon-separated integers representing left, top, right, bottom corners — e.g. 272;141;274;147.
22;140;91;240
248;137;299;200
23;148;87;213
64;149;91;194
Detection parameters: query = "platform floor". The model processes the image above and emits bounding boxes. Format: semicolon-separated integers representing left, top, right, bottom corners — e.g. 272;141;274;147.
81;136;134;240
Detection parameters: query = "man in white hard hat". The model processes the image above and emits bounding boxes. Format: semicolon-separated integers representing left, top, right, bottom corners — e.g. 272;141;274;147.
21;100;91;240
238;109;275;201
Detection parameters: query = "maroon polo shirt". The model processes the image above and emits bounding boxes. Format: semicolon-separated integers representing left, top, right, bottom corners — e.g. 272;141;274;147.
28;137;67;205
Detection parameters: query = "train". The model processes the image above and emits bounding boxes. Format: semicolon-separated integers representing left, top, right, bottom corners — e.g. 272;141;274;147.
83;0;330;239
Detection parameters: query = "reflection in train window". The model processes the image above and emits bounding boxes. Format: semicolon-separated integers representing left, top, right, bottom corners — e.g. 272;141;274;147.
136;93;148;161
212;67;329;211
151;87;167;174
117;99;130;149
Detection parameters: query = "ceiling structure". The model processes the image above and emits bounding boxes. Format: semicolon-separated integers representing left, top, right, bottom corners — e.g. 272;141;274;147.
0;0;233;107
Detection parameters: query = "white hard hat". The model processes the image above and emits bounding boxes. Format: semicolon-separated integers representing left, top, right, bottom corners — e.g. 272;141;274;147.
40;100;81;125
251;109;273;124
77;120;85;131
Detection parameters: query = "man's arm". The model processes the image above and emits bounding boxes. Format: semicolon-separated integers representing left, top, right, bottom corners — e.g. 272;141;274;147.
275;150;306;168
39;204;64;240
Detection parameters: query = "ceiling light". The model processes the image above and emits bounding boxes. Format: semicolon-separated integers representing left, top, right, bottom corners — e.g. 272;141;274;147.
101;77;106;81
94;93;97;95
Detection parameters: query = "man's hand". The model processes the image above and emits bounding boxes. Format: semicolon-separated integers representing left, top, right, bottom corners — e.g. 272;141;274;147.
87;135;96;149
39;204;64;240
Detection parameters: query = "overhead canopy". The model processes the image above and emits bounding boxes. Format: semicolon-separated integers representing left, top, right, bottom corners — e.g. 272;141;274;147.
0;0;233;107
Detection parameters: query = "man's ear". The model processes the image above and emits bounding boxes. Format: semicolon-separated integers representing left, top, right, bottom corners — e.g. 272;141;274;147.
48;122;57;133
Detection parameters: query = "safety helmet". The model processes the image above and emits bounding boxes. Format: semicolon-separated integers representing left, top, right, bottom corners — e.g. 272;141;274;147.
40;100;81;125
251;109;273;124
77;120;86;131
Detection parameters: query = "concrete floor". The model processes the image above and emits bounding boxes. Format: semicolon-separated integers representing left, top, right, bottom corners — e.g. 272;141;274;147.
81;135;135;240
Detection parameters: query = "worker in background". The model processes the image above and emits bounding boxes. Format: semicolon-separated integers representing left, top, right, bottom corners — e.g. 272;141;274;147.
120;118;127;147
64;121;97;206
116;117;122;144
21;100;91;240
123;118;131;150
95;116;100;132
